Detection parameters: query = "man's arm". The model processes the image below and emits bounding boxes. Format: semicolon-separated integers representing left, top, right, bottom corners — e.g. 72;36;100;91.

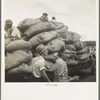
66;76;79;82
41;69;51;82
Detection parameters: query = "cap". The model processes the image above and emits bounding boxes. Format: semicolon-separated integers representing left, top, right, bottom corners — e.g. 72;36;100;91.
5;19;13;24
52;17;56;19
35;44;47;54
43;13;48;16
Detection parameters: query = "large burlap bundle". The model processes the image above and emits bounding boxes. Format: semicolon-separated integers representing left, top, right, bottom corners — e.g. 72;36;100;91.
17;18;42;32
65;31;81;43
71;51;77;55
73;41;85;50
24;22;56;38
58;32;66;39
80;58;89;64
44;52;58;62
29;31;58;48
56;26;68;34
78;53;89;61
77;48;86;55
69;54;79;60
67;60;78;66
6;63;33;75
22;36;29;41
5;38;11;46
66;44;76;51
47;39;65;53
63;49;71;54
18;29;24;37
45;60;55;71
56;22;64;29
6;40;32;52
5;50;32;71
59;45;76;54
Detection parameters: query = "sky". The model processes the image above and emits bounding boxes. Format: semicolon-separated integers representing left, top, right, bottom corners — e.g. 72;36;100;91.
2;0;98;41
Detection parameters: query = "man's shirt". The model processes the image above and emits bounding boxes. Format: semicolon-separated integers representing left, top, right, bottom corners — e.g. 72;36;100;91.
5;26;21;39
53;58;68;81
32;56;46;78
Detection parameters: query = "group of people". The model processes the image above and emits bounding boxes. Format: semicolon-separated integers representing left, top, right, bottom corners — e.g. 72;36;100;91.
4;13;56;40
5;13;79;82
29;44;79;82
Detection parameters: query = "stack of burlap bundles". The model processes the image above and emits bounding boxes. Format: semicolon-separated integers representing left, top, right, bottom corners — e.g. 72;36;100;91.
5;18;89;75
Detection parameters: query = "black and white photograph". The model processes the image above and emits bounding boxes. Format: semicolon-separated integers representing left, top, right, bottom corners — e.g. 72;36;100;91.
1;0;98;99
4;0;97;82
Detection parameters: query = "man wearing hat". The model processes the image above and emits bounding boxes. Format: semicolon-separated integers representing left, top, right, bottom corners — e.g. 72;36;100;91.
5;19;21;40
32;44;51;82
39;13;48;22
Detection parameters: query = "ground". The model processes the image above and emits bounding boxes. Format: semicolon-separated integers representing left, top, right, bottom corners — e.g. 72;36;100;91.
70;68;96;82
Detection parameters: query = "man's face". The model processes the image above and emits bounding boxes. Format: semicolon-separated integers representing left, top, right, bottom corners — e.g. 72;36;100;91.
4;24;12;31
61;49;71;60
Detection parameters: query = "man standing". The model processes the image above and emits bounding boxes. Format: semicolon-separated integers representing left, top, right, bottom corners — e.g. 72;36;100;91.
4;19;21;41
32;44;51;82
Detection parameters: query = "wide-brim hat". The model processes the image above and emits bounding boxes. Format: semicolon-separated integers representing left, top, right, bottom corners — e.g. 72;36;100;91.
35;44;47;55
52;16;55;19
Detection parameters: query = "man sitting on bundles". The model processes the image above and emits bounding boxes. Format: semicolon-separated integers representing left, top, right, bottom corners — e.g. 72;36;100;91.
4;19;21;41
39;13;49;22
